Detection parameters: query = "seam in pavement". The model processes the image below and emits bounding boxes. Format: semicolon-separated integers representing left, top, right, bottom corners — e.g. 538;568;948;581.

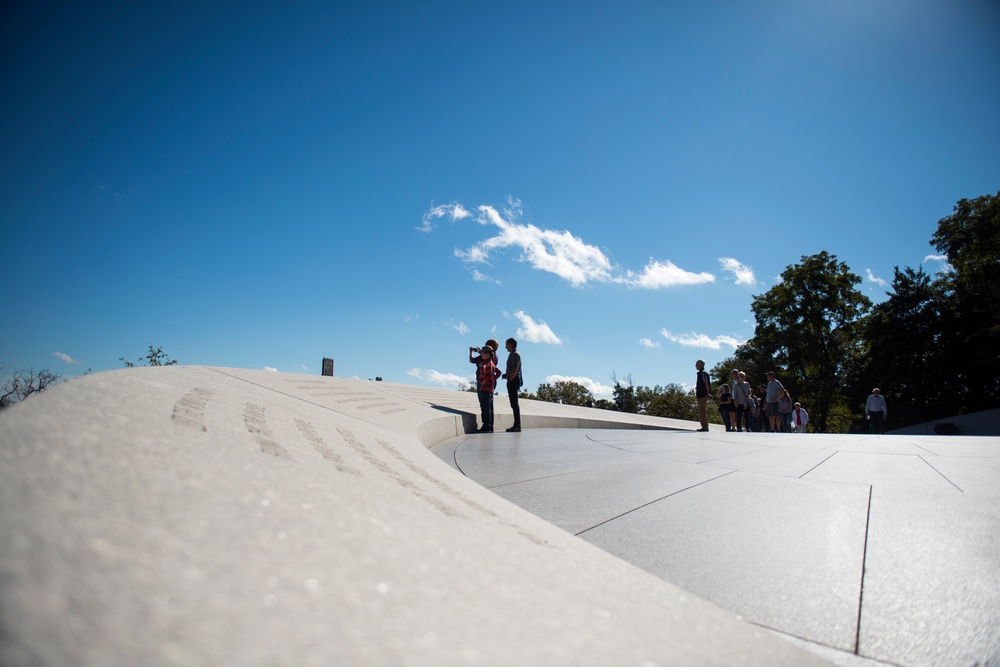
573;470;737;537
919;455;965;493
855;485;873;656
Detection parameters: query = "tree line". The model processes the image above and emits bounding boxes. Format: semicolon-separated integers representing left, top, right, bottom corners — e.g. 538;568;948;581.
524;191;999;433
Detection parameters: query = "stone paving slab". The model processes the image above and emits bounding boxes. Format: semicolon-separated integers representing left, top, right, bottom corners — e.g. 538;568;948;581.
0;367;829;667
434;427;1000;667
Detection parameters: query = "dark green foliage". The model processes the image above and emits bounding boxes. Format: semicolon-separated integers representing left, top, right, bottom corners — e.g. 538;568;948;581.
535;380;594;406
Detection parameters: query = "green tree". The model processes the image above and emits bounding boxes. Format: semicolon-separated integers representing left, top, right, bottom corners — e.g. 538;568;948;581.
612;373;638;413
121;345;178;368
645;383;700;422
853;266;953;429
749;251;871;432
535;380;593;406
930;191;1000;412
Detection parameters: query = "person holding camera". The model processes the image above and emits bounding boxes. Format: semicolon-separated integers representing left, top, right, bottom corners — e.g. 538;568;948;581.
469;345;502;433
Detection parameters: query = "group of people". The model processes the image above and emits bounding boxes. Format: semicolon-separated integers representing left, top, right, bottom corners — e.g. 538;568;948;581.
467;347;889;435
695;360;891;434
468;338;522;433
695;361;809;433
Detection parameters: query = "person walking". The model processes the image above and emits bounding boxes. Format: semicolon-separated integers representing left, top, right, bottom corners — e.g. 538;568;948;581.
732;370;751;432
865;388;888;434
470;345;501;433
793;402;809;433
695;359;711;432
502;337;522;432
764;372;785;433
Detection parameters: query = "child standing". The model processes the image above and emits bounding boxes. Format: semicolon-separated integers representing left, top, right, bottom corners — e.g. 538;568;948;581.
470;345;502;433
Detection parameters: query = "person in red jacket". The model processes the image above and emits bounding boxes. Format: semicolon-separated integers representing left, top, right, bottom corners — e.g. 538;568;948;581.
470;345;502;433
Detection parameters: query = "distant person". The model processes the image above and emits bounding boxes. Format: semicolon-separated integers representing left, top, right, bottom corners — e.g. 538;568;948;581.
717;384;734;431
470;345;501;433
793;402;809;433
757;385;768;431
695;359;711;432
764;372;785;433
732;371;751;432
865;388;888;434
502;337;522;432
778;389;795;433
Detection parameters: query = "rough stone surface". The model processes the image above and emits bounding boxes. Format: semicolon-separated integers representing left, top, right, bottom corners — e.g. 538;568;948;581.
1;367;825;667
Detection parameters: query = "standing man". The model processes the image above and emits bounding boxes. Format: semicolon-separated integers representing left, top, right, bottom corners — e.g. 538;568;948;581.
865;388;888;434
502;338;522;432
793;402;809;433
764;371;785;434
695;359;711;432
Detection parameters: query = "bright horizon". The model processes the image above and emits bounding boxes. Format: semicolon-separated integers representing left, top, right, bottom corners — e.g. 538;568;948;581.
2;2;998;398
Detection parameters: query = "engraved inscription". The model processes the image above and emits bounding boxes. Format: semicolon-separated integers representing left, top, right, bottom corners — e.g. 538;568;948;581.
376;438;551;548
336;427;466;519
294;419;362;476
244;403;290;459
172;388;214;431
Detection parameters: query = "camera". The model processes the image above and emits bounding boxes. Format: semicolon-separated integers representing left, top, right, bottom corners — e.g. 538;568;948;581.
471;346;481;353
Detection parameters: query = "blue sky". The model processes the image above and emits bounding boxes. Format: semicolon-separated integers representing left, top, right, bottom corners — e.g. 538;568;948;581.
2;1;998;397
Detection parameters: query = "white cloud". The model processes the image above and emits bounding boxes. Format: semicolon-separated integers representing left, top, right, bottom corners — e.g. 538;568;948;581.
264;366;278;372
471;269;501;285
418;202;472;233
299;364;309;372
407;368;470;388
719;257;756;285
546;374;614;397
447;319;471;336
639;338;660;348
454;203;615;287
513;310;562;344
52;352;80;365
865;269;888;287
661;329;742;350
428;199;716;290
623;259;716;289
924;254;954;273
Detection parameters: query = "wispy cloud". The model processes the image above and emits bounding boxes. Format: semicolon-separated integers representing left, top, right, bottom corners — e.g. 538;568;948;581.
418;202;472;233
471;268;501;285
428;199;713;289
407;368;470;388
719;257;756;285
447;319;471;336
639;338;660;348
661;329;742;350
264;366;278;372
865;269;888;287
52;352;80;365
514;310;562;344
546;374;614;397
924;254;954;273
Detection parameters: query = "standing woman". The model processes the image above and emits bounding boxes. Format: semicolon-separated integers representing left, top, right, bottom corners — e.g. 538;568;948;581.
778;389;795;433
717;384;735;431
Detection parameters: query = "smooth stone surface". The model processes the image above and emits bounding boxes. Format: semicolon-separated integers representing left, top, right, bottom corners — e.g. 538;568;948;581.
0;367;826;667
434;428;1000;667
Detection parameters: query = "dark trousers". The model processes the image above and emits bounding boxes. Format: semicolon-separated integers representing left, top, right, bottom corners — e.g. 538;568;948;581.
478;390;494;430
869;411;885;434
507;382;521;427
734;405;747;431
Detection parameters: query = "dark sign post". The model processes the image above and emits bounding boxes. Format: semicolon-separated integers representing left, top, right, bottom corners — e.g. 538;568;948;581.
321;358;334;377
